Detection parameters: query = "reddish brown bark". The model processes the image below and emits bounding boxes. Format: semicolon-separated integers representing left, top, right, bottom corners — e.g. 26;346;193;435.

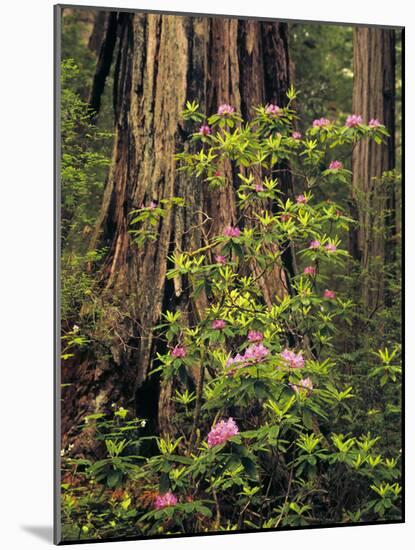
62;13;292;453
351;28;395;310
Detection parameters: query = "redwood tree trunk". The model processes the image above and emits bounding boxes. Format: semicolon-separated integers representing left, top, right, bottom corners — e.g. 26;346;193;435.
62;13;292;454
351;27;395;311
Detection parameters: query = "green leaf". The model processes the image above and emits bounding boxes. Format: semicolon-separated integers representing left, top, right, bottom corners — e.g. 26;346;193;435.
107;469;122;488
159;472;170;493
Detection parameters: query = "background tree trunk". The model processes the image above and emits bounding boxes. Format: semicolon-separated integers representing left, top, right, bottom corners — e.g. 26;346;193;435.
351;27;396;311
62;13;292;454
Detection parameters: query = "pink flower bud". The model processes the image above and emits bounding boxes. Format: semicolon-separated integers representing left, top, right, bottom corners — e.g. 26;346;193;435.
215;254;227;265
207;417;239;447
171;346;186;358
199;124;211;136
368;118;382;128
312;117;331;128
303;266;316;276
212;319;226;330
154;491;178;509
224;226;241;238
345;114;363;127
217;104;235;116
265;103;280;115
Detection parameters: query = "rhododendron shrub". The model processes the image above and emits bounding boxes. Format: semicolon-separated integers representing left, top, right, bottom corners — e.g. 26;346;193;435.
135;92;400;534
62;91;401;538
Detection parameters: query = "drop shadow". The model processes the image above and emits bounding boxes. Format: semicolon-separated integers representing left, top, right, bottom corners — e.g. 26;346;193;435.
21;525;53;543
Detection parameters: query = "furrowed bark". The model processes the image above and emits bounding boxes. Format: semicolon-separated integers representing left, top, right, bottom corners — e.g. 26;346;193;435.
351;28;396;311
88;11;119;115
62;13;293;454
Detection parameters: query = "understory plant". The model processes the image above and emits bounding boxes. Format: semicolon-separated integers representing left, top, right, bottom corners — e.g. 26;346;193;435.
62;90;401;540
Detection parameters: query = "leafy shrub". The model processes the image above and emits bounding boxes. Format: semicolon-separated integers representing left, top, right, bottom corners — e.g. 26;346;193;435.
61;92;401;540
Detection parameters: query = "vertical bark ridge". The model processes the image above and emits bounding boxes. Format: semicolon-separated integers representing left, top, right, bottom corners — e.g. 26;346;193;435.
352;28;395;310
63;13;293;451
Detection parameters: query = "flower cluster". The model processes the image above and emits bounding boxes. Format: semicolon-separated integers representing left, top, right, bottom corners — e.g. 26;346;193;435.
324;243;337;252
215;254;227;265
312;117;331;128
199;124;211;136
329;160;343;170
323;289;336;299
212;319;226;330
309;240;321;249
345;114;363;127
254;183;264;192
226;343;270;375
265;103;280;115
244;343;269;361
248;330;264;342
171;346;186;358
224;226;241;238
280;349;305;369
303;266;316;276
207;417;239;447
369;118;382;128
296;194;307;204
292;131;302;139
154;491;178;509
217;104;235;116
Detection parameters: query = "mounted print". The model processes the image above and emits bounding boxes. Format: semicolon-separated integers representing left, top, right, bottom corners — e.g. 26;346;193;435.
54;4;404;544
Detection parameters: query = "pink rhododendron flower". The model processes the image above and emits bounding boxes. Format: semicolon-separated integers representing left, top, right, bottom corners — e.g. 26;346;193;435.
248;330;264;342
291;377;313;395
309;240;321;249
345;114;363;127
312;117;331;128
224;226;241;238
265;103;280;115
254;183;264;192
215;254;227;265
292;131;302;139
369;118;382;128
324;289;336;299
244;343;269;362
212;319;226;330
280;213;292;223
324;243;337;252
149;201;157;210
217;104;235;115
207;417;239;447
303;266;316;276
199;124;211;136
154;491;178;509
296;194;307;204
226;341;269;375
171;346;186;358
226;353;245;368
329;160;343;170
280;349;305;369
